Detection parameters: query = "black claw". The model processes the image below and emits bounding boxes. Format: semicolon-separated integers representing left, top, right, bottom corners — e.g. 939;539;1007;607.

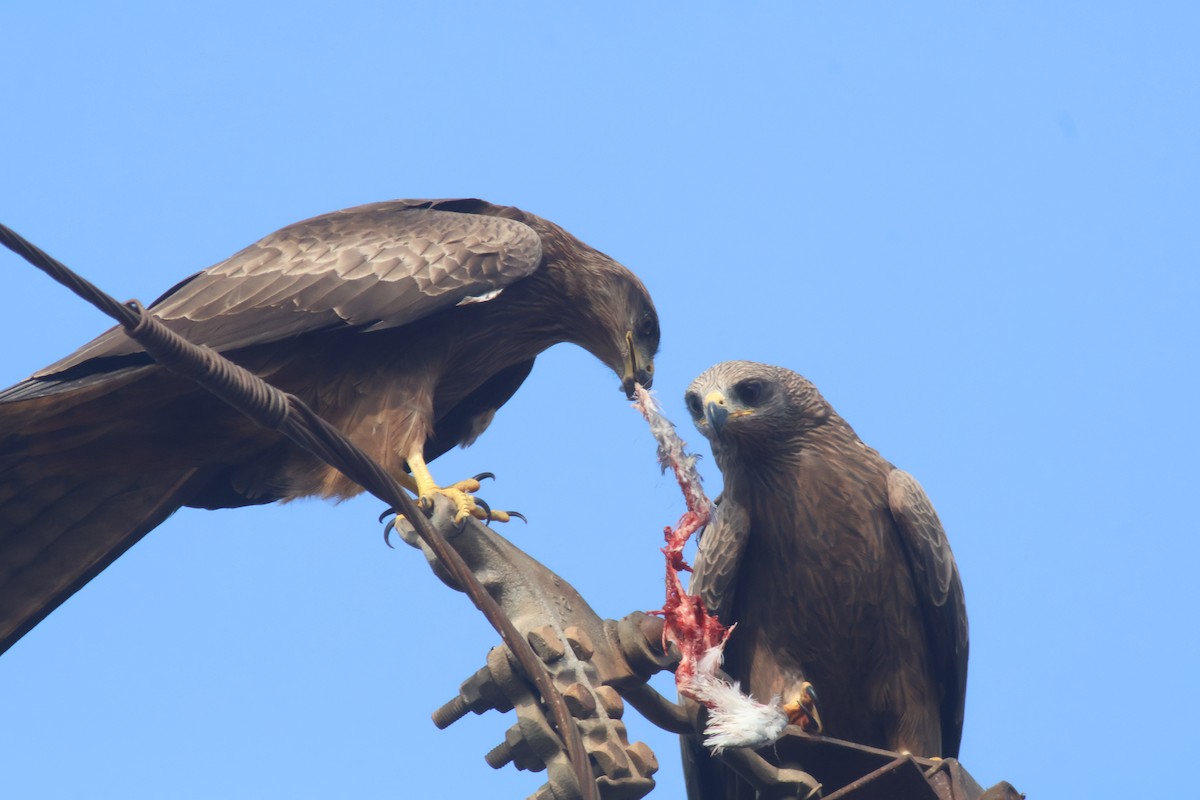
378;507;397;524
508;510;528;524
473;472;496;483
475;497;492;525
383;517;397;548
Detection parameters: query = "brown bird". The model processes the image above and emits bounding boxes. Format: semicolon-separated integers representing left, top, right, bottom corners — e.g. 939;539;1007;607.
0;198;659;654
681;361;967;798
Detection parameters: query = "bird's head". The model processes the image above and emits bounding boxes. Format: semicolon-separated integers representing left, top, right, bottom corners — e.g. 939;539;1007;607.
685;361;830;445
579;269;660;400
517;212;659;400
619;301;660;399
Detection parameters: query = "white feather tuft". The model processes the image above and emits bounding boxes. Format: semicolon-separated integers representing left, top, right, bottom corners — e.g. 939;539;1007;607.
683;644;788;754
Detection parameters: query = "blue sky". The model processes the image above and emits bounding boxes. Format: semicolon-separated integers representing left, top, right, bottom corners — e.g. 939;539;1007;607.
2;4;1197;798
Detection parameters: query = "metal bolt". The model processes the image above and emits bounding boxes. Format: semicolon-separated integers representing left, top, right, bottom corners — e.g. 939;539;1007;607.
594;685;624;719
431;695;469;729
627;741;659;776
528;625;566;663
589;740;631;779
562;683;597;718
485;724;546;773
430;659;515;729
613;612;677;681
563;625;594;660
484;740;513;769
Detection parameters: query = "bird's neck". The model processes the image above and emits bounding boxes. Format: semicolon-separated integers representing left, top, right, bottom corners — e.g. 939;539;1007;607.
540;257;631;365
477;210;631;369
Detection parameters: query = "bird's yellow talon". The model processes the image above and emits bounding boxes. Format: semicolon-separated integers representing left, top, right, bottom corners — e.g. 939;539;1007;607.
447;477;483;494
782;681;823;734
405;450;517;525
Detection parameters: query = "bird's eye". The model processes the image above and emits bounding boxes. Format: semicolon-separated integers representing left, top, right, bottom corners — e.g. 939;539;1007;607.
637;314;658;339
734;379;765;406
685;393;703;418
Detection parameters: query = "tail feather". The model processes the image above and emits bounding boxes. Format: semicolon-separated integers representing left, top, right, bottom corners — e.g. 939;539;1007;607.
0;463;209;654
0;381;239;655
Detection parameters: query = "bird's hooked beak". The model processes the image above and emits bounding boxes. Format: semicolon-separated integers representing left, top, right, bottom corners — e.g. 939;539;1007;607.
704;390;730;436
621;330;654;399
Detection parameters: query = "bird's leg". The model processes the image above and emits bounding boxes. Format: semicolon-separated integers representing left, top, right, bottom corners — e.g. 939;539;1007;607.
404;448;518;524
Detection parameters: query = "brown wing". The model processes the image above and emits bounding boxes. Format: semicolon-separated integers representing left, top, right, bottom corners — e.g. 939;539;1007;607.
9;200;543;399
689;494;751;625
887;468;969;757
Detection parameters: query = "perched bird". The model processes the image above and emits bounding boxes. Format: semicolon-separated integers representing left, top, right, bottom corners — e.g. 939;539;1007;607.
681;361;967;798
0;198;659;654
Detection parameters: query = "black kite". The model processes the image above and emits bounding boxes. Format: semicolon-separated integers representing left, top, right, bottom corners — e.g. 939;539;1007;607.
0;198;659;654
681;361;967;798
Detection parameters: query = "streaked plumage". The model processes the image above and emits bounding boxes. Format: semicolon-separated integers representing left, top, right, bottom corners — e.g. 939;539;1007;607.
0;198;659;653
681;361;967;799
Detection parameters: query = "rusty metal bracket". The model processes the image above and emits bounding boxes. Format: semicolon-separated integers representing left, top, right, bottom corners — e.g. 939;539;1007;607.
394;500;658;799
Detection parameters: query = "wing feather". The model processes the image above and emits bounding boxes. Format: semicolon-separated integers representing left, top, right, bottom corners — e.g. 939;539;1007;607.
888;470;954;604
31;201;543;377
690;494;752;625
887;468;969;757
